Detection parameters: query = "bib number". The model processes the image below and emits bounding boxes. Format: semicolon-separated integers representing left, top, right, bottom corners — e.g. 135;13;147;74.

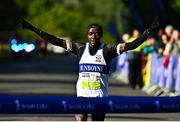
80;73;101;90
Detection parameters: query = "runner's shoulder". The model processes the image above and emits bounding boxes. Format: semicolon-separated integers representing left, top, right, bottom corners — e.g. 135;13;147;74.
72;41;86;50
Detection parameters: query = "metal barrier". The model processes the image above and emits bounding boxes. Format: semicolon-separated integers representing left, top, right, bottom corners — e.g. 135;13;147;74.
0;95;180;114
117;54;180;92
150;54;180;91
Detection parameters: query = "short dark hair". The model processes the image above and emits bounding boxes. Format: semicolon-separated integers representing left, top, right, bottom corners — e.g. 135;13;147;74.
87;23;103;37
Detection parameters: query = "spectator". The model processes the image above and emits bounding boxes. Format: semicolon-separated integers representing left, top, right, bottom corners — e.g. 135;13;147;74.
169;30;180;56
127;29;146;89
37;37;47;58
165;25;173;40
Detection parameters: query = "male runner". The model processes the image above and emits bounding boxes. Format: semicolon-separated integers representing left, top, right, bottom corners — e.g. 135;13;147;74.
21;17;159;121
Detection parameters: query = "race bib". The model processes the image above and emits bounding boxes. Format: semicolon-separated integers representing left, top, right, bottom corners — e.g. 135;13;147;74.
80;73;101;90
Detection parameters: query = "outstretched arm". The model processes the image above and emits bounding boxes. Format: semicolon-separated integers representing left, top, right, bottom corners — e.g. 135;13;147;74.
21;19;71;50
118;17;160;53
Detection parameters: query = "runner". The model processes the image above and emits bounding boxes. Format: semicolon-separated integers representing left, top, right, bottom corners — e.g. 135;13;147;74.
21;17;159;121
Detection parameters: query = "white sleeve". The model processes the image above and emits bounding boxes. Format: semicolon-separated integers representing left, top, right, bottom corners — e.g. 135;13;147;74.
65;39;72;52
116;43;121;55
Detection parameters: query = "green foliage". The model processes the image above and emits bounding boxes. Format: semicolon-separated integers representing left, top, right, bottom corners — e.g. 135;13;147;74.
13;0;180;44
163;0;180;28
15;0;129;44
170;0;180;10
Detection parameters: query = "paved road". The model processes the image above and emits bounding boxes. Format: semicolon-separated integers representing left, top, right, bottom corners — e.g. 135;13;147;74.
0;53;180;121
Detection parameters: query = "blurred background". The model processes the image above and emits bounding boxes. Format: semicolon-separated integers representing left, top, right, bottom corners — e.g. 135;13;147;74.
0;0;180;121
0;0;180;60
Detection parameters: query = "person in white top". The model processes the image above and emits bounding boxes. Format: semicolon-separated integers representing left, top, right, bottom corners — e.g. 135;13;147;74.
21;17;159;121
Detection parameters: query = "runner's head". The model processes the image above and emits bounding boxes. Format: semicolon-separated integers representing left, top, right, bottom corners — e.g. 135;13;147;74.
87;24;103;48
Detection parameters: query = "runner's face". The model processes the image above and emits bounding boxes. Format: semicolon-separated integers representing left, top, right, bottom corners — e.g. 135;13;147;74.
88;27;102;48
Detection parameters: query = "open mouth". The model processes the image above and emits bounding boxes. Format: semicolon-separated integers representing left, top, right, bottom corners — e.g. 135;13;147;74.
91;38;96;41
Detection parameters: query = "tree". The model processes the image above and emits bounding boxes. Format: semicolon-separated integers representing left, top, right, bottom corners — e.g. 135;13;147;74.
15;0;130;44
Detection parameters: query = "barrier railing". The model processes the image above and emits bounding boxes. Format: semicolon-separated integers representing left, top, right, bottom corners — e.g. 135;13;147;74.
116;53;180;92
0;95;180;114
150;54;180;91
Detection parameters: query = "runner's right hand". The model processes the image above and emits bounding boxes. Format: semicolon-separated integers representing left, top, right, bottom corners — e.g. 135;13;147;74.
21;19;34;30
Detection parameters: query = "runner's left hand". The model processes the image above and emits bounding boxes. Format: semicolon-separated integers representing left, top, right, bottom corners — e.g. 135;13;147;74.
143;16;160;36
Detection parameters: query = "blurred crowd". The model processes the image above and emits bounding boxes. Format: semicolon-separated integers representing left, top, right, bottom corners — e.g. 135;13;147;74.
117;25;180;91
122;24;180;58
